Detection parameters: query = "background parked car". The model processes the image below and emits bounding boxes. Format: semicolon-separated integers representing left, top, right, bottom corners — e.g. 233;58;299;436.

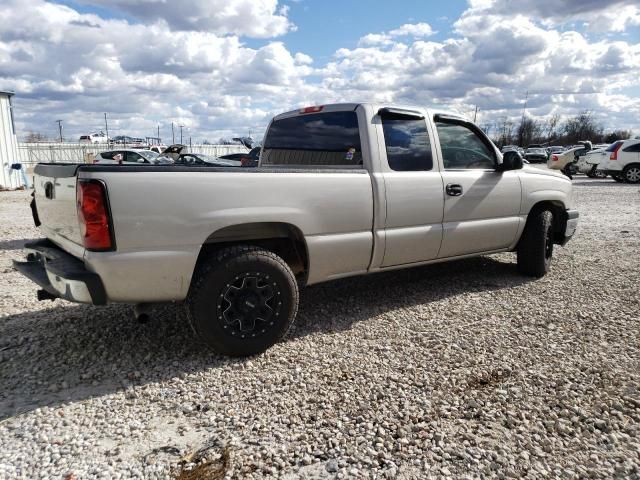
524;147;548;163
577;146;609;178
79;132;109;144
548;147;584;178
548;146;564;155
597;139;640;184
174;153;241;167
94;149;171;165
217;147;261;167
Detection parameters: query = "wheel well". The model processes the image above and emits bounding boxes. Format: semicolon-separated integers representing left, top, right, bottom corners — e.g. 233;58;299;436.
196;222;309;281
527;201;566;244
623;163;640;170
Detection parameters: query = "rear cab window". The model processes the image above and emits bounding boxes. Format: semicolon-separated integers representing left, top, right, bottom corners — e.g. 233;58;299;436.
262;111;362;167
380;112;433;171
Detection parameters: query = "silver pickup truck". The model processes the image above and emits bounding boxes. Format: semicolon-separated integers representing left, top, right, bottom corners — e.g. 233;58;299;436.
15;103;578;356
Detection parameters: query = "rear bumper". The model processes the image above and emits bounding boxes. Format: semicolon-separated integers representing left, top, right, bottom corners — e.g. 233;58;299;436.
601;169;622;176
13;239;106;305
560;209;579;246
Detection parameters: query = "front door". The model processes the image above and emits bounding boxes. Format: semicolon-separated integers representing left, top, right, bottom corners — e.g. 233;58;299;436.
434;119;522;258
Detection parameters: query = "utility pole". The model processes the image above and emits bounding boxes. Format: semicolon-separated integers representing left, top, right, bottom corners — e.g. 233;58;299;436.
519;90;529;146
171;122;175;144
157;124;160;144
473;106;478;123
104;113;109;146
55;120;63;142
179;124;185;144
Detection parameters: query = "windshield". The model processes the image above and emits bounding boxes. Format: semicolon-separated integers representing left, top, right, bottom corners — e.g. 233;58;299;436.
527;148;545;154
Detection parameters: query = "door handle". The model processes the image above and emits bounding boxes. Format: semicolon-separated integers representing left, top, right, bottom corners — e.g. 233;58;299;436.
446;184;463;196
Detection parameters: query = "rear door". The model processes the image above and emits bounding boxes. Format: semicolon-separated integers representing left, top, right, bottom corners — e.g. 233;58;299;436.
434;117;522;258
378;108;444;267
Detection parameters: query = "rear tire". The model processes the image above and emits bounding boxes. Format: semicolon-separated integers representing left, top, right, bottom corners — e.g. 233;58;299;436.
623;165;640;184
185;245;299;356
517;210;554;278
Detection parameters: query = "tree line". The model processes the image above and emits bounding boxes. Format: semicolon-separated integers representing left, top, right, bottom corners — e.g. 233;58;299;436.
480;110;632;148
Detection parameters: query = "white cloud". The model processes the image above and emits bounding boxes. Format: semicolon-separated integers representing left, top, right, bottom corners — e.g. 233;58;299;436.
1;0;639;141
357;22;435;47
389;23;435;38
468;0;640;32
77;0;295;37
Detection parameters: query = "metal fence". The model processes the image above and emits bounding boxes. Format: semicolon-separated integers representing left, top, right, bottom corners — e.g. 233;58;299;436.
15;142;249;166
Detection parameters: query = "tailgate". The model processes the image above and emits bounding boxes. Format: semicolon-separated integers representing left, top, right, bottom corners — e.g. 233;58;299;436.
33;164;85;258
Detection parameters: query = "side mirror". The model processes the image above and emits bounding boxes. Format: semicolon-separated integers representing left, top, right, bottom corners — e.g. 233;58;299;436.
137;158;146;163
498;151;523;171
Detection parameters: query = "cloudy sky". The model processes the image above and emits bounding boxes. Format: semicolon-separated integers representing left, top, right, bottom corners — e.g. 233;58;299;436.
1;0;639;142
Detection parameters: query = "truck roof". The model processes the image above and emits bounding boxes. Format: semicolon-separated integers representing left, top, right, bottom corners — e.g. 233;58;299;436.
273;102;468;122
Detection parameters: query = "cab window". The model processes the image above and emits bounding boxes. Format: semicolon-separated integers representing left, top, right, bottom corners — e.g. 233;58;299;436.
435;121;496;169
381;116;432;171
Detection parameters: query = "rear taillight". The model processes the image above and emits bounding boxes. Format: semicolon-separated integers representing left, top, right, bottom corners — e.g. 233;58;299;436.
551;155;558;162
77;180;113;251
610;143;623;160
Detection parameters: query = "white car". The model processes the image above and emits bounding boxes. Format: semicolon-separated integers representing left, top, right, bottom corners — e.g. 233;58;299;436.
576;147;609;178
93;149;171;165
597;139;640;183
548;147;584;178
79;133;109;144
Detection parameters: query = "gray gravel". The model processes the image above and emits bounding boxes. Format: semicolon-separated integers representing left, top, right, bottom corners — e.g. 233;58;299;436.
1;176;639;479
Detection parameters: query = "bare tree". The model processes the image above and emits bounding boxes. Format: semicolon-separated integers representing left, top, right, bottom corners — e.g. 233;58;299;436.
517;117;543;147
24;132;48;142
604;130;633;143
544;114;560;143
562;111;603;144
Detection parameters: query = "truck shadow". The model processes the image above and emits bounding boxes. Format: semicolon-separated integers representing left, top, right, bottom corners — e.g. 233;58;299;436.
0;238;41;251
0;255;530;420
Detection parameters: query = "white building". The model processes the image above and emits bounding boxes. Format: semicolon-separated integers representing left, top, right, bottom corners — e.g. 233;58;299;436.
0;90;20;189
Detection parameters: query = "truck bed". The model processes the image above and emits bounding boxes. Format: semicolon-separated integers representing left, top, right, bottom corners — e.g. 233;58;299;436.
32;163;375;302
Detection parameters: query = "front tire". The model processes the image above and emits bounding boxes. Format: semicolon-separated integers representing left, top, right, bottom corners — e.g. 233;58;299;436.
517;210;554;278
185;246;299;356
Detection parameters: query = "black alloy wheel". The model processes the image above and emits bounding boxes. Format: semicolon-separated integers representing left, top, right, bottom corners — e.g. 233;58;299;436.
186;246;299;356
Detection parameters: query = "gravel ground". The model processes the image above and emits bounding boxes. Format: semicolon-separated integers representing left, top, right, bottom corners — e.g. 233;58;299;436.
0;176;639;479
